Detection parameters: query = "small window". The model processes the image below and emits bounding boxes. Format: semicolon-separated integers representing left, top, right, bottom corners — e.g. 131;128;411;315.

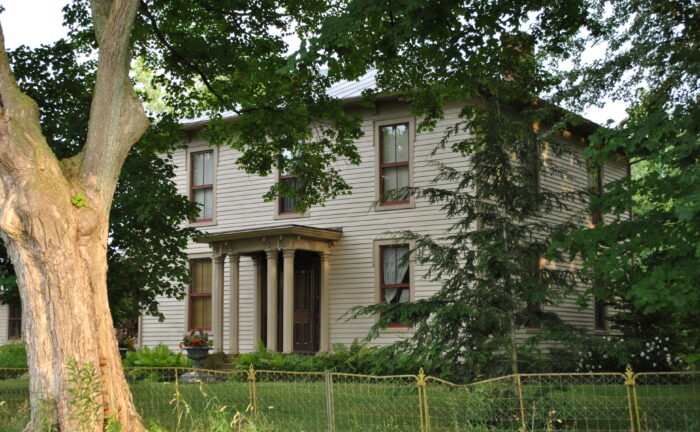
189;259;212;331
594;297;607;331
587;163;603;226
380;245;410;326
190;150;214;222
279;175;302;214
8;304;21;340
379;123;410;205
278;149;304;215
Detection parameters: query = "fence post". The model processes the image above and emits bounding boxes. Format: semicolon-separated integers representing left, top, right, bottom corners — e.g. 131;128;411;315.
247;365;258;418
324;372;336;432
516;374;527;432
416;368;431;432
624;364;641;432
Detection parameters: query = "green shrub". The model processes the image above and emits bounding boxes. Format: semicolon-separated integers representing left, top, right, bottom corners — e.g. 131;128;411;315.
123;344;192;381
0;342;27;368
232;340;432;378
123;344;192;368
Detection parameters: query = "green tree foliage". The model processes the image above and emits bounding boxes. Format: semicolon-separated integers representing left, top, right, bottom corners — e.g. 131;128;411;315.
555;0;700;354
0;38;199;327
63;0;366;211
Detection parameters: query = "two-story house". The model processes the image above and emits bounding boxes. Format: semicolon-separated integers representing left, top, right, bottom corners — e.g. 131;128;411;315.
0;72;627;352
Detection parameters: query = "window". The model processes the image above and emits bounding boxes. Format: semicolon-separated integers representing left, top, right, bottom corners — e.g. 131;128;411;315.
594;296;607;331
587;163;603;226
379;123;410;205
190;150;214;222
189;259;212;331
277;149;305;216
380;245;411;327
8;304;21;340
525;255;544;329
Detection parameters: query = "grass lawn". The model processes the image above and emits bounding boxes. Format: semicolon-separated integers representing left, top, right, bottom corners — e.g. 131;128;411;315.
0;374;699;431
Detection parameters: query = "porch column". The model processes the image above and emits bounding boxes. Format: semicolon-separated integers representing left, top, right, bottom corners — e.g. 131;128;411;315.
320;251;331;352
282;249;296;354
228;253;240;355
212;253;225;353
252;256;262;349
265;249;279;352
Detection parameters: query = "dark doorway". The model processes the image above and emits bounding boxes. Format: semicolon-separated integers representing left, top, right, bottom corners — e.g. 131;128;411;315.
260;250;320;353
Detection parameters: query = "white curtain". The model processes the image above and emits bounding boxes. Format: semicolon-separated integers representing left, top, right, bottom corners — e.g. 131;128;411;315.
383;246;409;303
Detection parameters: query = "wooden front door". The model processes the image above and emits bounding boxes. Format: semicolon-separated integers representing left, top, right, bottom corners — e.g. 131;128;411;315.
293;251;320;353
260;251;320;353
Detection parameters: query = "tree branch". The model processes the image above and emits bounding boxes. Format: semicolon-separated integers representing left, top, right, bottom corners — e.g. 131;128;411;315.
81;0;149;207
138;0;227;106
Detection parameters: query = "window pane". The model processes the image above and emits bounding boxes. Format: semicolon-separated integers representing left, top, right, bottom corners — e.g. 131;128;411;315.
280;176;300;213
193;153;203;186
398;288;410;303
193;152;213;186
202;152;213;185
192;260;212;294
395;124;408;162
397;165;409;190
194;189;205;219
382;246;409;285
381;126;396;164
382;167;399;201
194;187;213;219
203;188;213;219
9;320;21;339
191;296;212;329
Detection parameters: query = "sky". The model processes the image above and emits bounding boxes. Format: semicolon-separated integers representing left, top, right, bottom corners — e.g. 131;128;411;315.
0;0;628;125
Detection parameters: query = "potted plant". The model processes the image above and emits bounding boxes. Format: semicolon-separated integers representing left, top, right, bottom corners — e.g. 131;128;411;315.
180;331;214;369
118;337;136;360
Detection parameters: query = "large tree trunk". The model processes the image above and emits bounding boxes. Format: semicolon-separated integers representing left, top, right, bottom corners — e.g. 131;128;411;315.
0;1;149;430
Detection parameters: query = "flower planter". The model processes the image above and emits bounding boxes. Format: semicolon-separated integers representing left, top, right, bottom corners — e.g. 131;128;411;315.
185;346;212;369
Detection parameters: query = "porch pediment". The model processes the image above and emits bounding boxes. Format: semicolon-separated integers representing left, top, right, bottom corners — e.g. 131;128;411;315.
195;224;342;255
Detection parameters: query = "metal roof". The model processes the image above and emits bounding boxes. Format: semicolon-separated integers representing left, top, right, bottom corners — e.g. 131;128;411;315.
181;70;377;127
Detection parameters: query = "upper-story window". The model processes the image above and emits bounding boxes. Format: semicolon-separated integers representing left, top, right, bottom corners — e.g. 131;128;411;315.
587;163;603;227
8;303;21;340
279;150;303;215
379;123;411;205
191;150;214;222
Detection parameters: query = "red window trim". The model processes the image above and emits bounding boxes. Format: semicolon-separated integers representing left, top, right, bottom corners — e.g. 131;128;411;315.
379;123;410;206
379;244;411;328
278;173;300;215
190;150;214;222
188;259;212;332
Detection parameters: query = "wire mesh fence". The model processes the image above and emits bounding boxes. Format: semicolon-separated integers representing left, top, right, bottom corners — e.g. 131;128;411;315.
0;365;698;431
634;372;700;432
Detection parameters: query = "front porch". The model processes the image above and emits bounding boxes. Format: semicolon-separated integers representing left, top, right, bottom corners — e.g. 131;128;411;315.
196;225;342;354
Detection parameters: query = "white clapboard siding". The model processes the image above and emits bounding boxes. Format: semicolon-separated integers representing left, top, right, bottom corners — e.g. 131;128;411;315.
141;101;629;352
0;304;8;345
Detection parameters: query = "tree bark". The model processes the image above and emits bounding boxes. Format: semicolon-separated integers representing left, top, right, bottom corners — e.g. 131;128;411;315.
0;1;149;430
